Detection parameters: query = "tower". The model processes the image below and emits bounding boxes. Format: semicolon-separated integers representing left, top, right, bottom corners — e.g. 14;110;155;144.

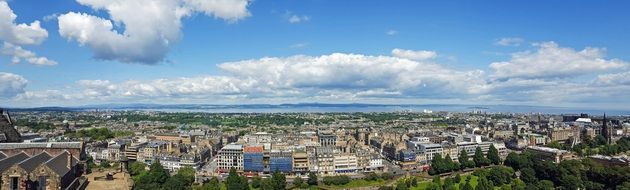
602;113;612;144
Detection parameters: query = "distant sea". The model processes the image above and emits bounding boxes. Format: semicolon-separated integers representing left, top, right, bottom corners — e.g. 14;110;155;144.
53;104;630;116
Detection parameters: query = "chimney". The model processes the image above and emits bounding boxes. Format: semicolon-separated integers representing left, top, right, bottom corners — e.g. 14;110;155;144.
67;152;72;169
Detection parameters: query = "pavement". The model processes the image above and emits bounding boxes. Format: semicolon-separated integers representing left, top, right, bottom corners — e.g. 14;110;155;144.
85;170;133;190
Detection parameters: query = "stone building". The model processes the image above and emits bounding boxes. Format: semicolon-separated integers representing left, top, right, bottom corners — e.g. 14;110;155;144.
0;109;21;143
0;144;84;190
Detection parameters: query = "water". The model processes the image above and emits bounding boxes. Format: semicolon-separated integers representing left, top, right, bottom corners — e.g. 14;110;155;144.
104;104;630;116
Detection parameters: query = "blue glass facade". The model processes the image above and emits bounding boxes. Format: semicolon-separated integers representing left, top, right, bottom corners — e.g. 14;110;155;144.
243;152;264;172
269;156;292;173
399;150;416;162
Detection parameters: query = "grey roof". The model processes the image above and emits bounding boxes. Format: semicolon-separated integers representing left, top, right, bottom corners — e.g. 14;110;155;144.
18;151;52;172
44;151;77;176
0;152;6;159
0;142;83;149
0;152;29;173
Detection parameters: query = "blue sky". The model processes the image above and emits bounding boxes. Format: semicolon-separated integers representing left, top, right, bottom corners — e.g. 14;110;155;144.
1;0;629;108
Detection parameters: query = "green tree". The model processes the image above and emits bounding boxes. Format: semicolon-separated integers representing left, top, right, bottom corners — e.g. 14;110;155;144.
537;180;554;190
395;182;409;190
251;176;262;189
520;167;537;184
429;154;444;175
239;175;250;190
411;177;418;187
461;181;474;190
134;162;170;190
202;177;220;190
226;168;241;190
307;172;318;185
99;160;111;168
129;161;147;176
178;167;195;178
163;174;194;190
432;176;441;186
293;177;304;188
488;144;501;165
261;178;273;190
476;177;494;190
271;171;286;190
474;147;490;167
454;174;461;183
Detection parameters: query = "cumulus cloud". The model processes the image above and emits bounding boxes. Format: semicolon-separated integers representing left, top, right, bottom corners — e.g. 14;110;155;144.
0;72;27;98
8;43;630;107
0;1;48;45
1;42;57;65
490;42;627;79
13;51;489;104
494;37;523;46
391;48;437;60
57;0;252;64
0;1;55;66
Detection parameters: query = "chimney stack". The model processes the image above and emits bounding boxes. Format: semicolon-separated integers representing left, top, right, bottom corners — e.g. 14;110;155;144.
67;152;72;169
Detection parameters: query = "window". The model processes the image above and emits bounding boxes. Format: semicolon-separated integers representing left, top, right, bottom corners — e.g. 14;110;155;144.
10;177;18;190
38;176;47;190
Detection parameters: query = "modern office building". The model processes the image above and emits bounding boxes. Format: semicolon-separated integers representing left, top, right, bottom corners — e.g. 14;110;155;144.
269;150;292;173
243;145;264;172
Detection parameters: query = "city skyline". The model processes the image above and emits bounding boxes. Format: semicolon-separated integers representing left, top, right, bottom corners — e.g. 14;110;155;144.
1;0;630;109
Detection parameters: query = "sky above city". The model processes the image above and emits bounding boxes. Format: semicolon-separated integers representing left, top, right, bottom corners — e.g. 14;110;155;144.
1;0;630;108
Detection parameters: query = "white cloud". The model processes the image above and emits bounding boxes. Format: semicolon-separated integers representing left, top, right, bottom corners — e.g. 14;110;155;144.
490;42;627;79
391;48;437;60
0;72;27;98
0;1;55;66
592;71;630;86
0;1;48;45
57;0;252;64
288;15;309;23
7;43;630;108
1;42;57;66
494;37;523;46
43;13;60;22
386;30;398;36
13;51;488;104
290;43;307;48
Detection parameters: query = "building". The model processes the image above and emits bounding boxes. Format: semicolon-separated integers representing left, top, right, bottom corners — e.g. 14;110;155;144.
292;151;309;174
367;154;384;172
318;130;337;147
0;142;85;190
0;109;21;143
138;141;167;164
243;145;264;172
125;142;146;161
589;154;630;167
269;150;292;173
419;143;443;164
526;146;575;163
316;147;334;175
217;144;243;173
333;153;358;174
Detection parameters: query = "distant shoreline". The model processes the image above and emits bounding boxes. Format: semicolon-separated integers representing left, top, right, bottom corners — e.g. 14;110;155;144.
4;103;629;115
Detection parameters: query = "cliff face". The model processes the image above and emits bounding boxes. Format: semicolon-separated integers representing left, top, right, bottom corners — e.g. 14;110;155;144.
0;109;21;143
